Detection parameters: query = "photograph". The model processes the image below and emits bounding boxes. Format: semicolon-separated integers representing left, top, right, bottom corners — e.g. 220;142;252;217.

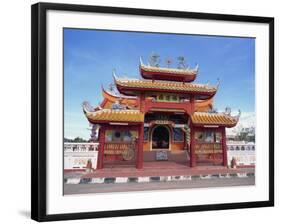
63;28;256;195
30;2;274;221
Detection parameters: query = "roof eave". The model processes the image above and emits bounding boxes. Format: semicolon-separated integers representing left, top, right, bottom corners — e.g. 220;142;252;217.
116;83;217;98
140;66;197;82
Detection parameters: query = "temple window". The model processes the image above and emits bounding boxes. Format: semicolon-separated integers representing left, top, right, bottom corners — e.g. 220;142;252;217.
158;94;164;100
143;127;149;141
195;132;204;141
172;95;178;101
123;131;132;141
195;131;222;143
215;132;222;143
105;130;113;142
112;131;122;141
173;128;184;142
105;130;137;142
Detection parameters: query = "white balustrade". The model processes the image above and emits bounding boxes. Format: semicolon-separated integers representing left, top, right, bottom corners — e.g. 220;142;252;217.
64;143;99;170
227;141;255;167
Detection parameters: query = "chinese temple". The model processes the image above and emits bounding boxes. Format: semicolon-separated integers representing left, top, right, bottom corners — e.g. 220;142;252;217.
83;56;240;169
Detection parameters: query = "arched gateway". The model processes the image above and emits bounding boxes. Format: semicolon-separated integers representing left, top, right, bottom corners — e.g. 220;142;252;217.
152;125;170;150
83;55;240;169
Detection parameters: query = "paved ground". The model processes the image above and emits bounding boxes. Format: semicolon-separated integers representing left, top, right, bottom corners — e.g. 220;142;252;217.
64;161;254;179
64;176;255;195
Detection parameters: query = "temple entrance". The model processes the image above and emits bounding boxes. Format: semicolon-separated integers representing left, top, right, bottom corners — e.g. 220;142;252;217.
152;125;170;150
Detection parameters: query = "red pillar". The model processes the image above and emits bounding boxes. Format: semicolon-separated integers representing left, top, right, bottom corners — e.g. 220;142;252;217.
97;126;105;169
139;93;146;112
136;123;144;169
221;127;228;166
189;123;196;167
136;93;145;169
190;95;195;113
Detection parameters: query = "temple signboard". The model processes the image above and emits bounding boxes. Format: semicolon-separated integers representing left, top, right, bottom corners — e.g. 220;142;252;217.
156;150;168;161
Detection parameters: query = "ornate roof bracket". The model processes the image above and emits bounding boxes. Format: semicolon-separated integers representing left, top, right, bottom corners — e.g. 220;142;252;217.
234;109;241;121
194;63;199;73
216;78;220;89
139;56;144;66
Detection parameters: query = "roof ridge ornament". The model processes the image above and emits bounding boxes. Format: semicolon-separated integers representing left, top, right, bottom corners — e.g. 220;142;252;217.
235;109;241;120
224;107;231;115
82;101;94;114
112;69;118;83
177;56;187;69
194;63;199;72
149;53;160;67
139;56;144;66
216;78;220;89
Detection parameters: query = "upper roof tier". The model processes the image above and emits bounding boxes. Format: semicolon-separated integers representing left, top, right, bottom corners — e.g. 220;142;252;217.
113;73;218;100
101;86;214;112
139;57;198;82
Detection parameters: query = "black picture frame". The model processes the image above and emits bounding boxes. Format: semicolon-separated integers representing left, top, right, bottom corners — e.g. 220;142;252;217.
31;2;274;222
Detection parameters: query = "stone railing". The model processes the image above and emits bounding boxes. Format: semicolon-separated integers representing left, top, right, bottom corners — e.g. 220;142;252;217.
64;142;99;152
64;143;99;170
227;142;255;167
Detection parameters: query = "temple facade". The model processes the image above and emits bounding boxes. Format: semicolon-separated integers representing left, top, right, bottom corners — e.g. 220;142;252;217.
83;56;240;169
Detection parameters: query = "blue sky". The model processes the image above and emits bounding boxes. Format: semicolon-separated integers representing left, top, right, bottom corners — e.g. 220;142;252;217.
64;28;255;139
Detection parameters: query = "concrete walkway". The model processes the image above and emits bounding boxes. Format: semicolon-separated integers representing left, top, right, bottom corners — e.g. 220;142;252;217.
80;161;254;178
64;161;254;185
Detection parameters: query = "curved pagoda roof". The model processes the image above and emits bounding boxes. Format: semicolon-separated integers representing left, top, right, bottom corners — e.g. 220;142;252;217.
101;86;213;112
100;86;138;109
83;107;144;124
114;74;217;100
139;57;198;82
191;112;240;128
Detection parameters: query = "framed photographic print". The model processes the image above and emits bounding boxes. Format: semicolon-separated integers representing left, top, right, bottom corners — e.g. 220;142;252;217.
31;2;274;222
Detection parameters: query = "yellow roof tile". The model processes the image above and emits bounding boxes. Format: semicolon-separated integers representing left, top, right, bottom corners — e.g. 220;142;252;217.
84;109;144;123
191;112;239;127
115;78;217;94
140;64;198;76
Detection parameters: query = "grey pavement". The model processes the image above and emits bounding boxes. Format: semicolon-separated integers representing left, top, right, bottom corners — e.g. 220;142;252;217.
64;176;255;195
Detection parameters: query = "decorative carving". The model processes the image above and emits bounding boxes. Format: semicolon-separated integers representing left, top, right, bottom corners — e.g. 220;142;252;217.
177;56;187;69
82;101;94;112
149;53;160;67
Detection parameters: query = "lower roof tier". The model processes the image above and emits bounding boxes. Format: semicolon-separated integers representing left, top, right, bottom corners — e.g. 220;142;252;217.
191;112;239;128
84;108;144;123
83;107;238;128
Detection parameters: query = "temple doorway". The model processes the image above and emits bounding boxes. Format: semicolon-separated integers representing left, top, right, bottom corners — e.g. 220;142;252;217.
151;125;170;150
